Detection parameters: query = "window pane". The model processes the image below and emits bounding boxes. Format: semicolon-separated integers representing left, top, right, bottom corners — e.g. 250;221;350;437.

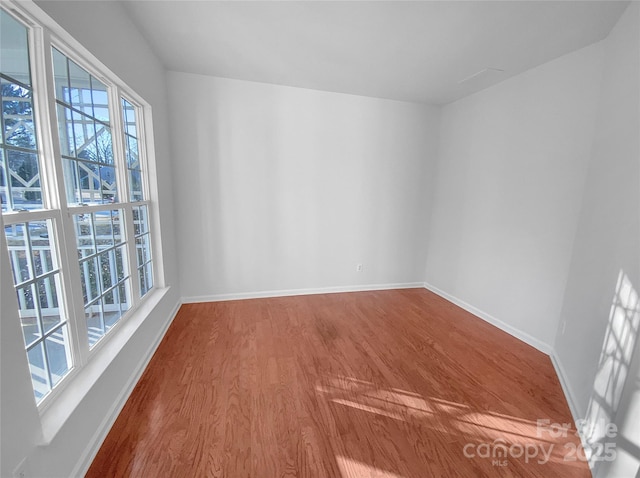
95;211;114;251
0;10;31;86
126;136;138;168
45;325;70;387
132;204;153;298
100;165;117;202
52;48;69;103
61;157;78;204
115;245;125;278
6;149;42;209
102;290;118;329
139;261;153;297
77;160;99;204
138;265;147;297
30;220;55;274
79;256;99;305
85;302;104;347
80;88;92;116
112;210;123;243
4;222;31;283
136;233;151;266
68;60;90;109
145;262;153;291
73;212;95;258
38;274;63;334
17;283;40;347
72;110;93;161
122;98;144;201
96;125;113;164
99;251;115;290
125;121;136;138
118;280;130;312
2;80;36;150
27;342;49;402
122;99;137;136
56;104;74;157
133;205;149;235
129;169;142;202
33;244;55;275
91;78;109;123
0;148;6;209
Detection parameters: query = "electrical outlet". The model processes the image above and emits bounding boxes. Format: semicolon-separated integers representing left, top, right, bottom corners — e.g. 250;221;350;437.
13;457;29;478
356;264;363;272
561;320;567;335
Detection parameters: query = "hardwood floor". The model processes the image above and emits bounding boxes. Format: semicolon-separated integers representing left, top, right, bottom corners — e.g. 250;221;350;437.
86;289;590;477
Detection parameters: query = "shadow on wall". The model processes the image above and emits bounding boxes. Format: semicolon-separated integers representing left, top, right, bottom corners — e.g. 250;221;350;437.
581;270;640;478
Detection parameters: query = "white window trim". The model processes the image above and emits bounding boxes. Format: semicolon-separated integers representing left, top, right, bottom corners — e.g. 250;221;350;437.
1;0;169;442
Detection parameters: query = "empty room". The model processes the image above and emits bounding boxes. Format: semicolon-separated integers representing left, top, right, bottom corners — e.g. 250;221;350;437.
0;1;638;477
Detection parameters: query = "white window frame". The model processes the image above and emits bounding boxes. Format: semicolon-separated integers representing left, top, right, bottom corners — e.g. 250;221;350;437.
1;0;166;418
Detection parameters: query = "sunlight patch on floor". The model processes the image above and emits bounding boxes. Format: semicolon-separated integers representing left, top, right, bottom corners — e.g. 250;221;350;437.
317;371;591;469
336;455;405;478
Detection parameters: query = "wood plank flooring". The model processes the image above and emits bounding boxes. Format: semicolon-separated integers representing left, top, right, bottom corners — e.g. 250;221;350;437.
86;288;590;477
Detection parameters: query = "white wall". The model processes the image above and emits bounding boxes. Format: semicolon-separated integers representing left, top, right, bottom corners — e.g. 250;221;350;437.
168;74;440;300
424;41;605;350
554;4;640;477
1;2;181;476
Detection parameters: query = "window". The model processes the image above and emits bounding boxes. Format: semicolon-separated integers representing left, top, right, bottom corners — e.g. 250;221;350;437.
53;47;116;205
4;220;71;402
1;6;157;406
1;9;42;211
72;209;130;347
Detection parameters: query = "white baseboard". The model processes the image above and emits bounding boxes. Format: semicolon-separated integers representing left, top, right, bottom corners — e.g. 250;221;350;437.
550;352;583;422
71;299;181;477
422;282;553;355
550;352;595;476
182;282;425;303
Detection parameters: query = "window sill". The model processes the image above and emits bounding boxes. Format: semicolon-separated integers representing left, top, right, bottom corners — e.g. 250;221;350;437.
38;286;172;445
